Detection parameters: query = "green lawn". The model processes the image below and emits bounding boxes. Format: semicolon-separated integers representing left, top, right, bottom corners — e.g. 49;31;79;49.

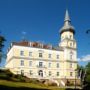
0;79;65;90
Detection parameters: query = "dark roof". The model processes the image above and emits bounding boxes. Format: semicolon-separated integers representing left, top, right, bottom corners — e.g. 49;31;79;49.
8;41;64;52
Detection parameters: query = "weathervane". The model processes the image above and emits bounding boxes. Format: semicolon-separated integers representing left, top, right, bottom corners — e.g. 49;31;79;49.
86;29;90;34
66;0;69;10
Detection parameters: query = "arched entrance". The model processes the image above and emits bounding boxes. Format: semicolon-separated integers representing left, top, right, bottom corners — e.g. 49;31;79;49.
38;70;43;77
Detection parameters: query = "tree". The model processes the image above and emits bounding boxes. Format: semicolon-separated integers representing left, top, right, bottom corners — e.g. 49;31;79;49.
0;35;6;63
76;64;86;89
82;62;90;89
85;62;90;84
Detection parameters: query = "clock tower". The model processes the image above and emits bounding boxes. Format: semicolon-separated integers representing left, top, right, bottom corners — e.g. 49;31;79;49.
59;10;78;81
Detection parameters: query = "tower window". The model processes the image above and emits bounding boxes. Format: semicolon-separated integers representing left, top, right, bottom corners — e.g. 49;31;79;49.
70;51;73;54
70;35;72;39
70;43;72;47
70;54;73;60
70;51;73;60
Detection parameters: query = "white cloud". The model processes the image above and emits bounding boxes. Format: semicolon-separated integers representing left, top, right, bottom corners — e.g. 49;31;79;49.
78;54;90;61
22;31;27;35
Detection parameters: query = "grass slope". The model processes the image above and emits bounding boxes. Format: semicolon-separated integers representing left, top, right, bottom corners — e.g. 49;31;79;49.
0;80;65;90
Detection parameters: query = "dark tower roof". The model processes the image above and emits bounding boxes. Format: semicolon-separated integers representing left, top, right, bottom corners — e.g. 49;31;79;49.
60;10;75;35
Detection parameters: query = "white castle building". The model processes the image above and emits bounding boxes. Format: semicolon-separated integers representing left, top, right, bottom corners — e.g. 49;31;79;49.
5;10;80;85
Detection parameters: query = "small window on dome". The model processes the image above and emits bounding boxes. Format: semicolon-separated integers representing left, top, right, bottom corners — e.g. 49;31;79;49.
70;35;72;39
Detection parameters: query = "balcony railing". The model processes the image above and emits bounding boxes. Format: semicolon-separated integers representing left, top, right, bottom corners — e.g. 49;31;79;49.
36;65;46;68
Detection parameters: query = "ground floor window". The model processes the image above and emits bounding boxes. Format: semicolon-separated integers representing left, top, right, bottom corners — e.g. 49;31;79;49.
56;72;59;76
70;72;73;77
38;70;43;77
49;71;51;76
21;70;24;76
30;70;33;75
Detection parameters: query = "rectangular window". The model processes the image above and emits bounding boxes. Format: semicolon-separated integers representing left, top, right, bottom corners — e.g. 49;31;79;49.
39;53;42;57
57;55;59;59
30;70;33;75
57;63;59;68
70;63;72;68
29;61;32;67
39;62;43;67
49;71;51;76
48;54;51;58
70;72;73;77
48;62;51;68
21;70;24;75
57;72;59;76
29;52;32;56
20;51;24;56
21;60;24;66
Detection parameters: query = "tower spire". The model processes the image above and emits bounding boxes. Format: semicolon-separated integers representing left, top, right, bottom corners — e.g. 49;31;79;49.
59;9;75;35
64;9;70;21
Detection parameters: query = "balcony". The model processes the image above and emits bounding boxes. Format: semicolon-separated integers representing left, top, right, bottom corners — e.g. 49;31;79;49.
36;65;46;68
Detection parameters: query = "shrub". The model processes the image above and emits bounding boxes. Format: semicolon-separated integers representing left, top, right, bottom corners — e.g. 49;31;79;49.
0;74;8;80
0;69;42;84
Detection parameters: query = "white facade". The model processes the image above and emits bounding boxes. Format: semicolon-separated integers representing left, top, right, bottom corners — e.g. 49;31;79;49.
5;10;79;85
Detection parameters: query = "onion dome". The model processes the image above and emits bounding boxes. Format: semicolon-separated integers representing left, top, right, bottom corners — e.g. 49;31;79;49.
60;10;75;35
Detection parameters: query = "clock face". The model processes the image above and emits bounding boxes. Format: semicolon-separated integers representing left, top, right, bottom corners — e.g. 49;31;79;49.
70;51;73;55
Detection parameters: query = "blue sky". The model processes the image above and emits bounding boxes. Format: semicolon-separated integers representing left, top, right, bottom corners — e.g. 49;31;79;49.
0;0;90;66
